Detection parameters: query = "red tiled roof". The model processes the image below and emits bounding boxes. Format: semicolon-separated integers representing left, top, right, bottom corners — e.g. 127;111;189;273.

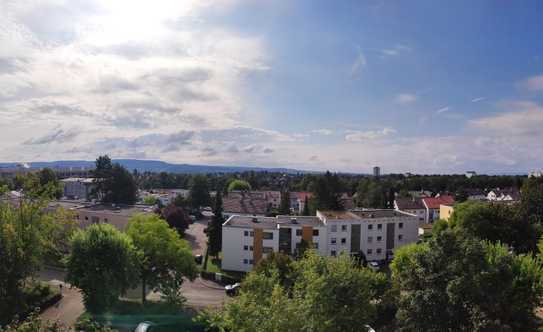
422;195;455;209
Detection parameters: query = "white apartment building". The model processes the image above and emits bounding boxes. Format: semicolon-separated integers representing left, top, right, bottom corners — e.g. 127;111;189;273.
222;209;419;272
61;177;96;200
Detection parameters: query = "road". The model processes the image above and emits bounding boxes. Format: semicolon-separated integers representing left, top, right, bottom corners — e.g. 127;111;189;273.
38;218;226;328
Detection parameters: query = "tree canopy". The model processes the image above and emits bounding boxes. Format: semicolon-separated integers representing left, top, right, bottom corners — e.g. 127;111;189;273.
66;224;139;313
207;190;224;258
189;175;211;209
202;251;388;332
310;171;343;211
126;214;197;305
391;231;543;331
227;179;252;192
91;155;137;204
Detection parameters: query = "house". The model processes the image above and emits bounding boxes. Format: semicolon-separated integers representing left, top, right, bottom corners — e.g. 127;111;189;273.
465;171;477;178
75;204;155;230
222;209;419;272
422;195;455;223
223;191;270;218
439;204;455;221
290;192;312;214
394;197;426;222
487;188;521;202
61;177;96;200
465;188;487;201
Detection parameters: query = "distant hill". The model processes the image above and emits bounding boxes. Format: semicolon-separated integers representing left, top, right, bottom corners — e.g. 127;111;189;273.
0;159;313;174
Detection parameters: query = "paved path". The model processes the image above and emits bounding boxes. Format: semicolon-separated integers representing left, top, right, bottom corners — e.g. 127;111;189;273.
38;268;84;329
184;219;208;255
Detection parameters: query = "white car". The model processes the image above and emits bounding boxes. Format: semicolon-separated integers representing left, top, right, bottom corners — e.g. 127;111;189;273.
368;261;380;272
225;283;241;296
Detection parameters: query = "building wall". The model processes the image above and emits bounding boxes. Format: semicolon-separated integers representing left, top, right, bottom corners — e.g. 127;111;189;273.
222;227;250;272
76;210;132;230
63;181;94;200
439;205;454;221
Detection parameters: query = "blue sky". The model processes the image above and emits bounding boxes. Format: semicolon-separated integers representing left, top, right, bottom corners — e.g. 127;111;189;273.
1;0;543;173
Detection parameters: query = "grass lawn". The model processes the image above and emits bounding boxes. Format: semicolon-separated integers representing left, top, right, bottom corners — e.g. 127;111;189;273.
78;299;204;332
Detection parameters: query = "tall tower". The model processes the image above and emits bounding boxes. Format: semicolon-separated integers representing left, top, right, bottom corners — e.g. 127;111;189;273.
373;166;381;178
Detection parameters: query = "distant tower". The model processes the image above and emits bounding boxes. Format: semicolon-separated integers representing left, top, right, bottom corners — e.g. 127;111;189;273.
373;166;381;178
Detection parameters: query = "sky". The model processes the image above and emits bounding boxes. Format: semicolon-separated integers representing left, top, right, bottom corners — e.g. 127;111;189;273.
1;0;543;174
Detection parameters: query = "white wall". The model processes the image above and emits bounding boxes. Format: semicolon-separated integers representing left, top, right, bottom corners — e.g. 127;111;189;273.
222;227;251;272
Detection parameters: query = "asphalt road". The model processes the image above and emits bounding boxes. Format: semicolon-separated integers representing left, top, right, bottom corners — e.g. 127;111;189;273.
38;218;226;328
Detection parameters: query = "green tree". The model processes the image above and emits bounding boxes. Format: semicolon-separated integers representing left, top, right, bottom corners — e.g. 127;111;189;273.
66;224;139;313
204;251;388;332
0;201;45;323
310;171;343;210
207;191;224;258
278;189;291;215
189;175;211;210
227;179;252;192
451;201;539;253
126;214;198;304
392;231;543;331
521;176;543;222
142;195;160;206
91;156;137;204
302;196;310;216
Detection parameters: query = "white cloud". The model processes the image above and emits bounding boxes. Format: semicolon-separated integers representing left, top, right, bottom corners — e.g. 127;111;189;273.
345;127;396;142
395;93;417;104
469;101;543;136
471;97;486;103
311;129;334;135
381;44;412;57
522;74;543;92
435;106;450;114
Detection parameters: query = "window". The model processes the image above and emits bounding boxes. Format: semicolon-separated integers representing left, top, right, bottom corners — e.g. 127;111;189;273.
244;245;248;251
398;235;403;241
376;248;382;254
341;238;346;244
244;231;249;236
314;242;319;249
377;224;382;230
250;231;254;237
250;245;254;251
377;236;382;242
341;225;347;232
331;237;337;244
399;222;404;229
313;229;319;236
331;225;337;232
331;250;337;256
249;259;254;264
243;259;248;264
368;224;373;230
296;229;302;236
368;236;373;243
263;232;273;240
263;247;273;254
85;216;88;220
367;249;373;255
104;218;108;222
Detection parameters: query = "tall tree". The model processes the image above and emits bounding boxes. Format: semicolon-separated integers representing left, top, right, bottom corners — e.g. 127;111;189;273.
207;190;224;258
391;231;543;331
278;190;291;215
311;171;343;210
302;196;310;216
227;179;252;192
521;176;543;222
189;175;211;210
66;224;139;313
126;214;197;304
91;155;137;204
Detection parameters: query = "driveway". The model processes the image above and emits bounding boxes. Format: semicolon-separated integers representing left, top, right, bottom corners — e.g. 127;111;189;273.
184;218;208;255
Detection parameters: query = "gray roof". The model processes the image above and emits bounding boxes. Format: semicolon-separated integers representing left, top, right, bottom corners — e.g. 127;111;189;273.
224;215;324;229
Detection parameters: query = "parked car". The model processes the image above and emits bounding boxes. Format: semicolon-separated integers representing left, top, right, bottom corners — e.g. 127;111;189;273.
368;261;380;272
194;254;203;264
135;321;155;332
364;325;376;332
225;283;240;296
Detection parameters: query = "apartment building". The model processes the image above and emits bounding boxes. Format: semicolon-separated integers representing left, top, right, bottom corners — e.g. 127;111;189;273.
222;209;419;272
61;177;96;200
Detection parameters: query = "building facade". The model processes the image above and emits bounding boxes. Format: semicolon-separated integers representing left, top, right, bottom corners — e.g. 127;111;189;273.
61;177;96;200
222;209;419;272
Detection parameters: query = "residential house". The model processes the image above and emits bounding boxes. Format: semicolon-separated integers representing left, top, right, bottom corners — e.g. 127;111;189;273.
394;197;426;222
487;188;521;202
439;204;455;221
422;195;455;223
